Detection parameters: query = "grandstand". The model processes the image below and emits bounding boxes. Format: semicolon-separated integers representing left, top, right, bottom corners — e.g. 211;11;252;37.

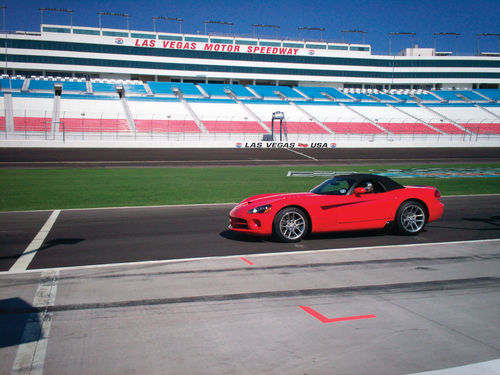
2;75;499;145
0;21;499;147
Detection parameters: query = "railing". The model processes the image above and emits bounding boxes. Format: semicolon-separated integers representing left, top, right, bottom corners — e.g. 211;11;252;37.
2;111;499;143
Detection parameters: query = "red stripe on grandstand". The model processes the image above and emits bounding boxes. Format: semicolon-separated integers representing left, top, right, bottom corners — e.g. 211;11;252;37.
14;117;51;131
60;118;130;132
203;120;267;133
461;123;500;134
134;119;201;133
0;117;5;131
323;122;386;134
430;123;466;134
378;122;441;134
264;121;328;134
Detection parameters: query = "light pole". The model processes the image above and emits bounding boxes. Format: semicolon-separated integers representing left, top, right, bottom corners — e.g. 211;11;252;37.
252;24;280;39
476;33;500;55
204;20;233;35
98;12;130;35
433;32;460;55
153;16;183;34
388;32;415;55
341;30;367;44
1;5;6;81
1;5;5;33
298;26;325;41
39;8;73;31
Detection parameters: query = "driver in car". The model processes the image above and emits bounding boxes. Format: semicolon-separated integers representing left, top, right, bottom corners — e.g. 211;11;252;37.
363;181;374;193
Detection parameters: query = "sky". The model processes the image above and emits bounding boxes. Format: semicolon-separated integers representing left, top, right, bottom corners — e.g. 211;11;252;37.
2;0;499;55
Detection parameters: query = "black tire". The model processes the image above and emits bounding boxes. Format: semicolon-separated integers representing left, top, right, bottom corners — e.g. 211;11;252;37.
395;200;427;235
272;207;309;242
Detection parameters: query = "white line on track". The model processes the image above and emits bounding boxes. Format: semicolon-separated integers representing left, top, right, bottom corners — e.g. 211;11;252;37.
407;358;500;375
9;210;61;272
285;148;318;160
2;238;499;276
11;269;59;375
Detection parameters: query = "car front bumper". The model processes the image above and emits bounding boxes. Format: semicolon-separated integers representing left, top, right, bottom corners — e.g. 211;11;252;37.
228;205;274;236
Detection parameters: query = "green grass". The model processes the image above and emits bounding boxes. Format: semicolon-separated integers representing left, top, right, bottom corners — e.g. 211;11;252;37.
1;164;499;211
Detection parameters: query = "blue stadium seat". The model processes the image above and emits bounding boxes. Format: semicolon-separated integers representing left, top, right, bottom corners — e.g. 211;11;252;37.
61;81;87;92
431;90;484;102
414;93;440;101
92;82;117;93
147;82;202;96
475;89;500;101
199;83;254;98
28;80;55;90
349;93;374;101
391;94;414;102
123;83;147;95
248;85;304;99
0;78;24;90
295;86;352;100
371;93;398;101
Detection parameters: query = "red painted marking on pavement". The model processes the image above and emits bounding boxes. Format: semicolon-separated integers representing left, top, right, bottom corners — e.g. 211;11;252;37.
300;306;376;323
240;257;254;265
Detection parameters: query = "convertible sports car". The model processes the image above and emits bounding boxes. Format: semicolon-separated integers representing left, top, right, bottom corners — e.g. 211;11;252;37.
229;173;444;242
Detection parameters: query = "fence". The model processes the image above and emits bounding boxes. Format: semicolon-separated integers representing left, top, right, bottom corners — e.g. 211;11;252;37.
2;110;500;144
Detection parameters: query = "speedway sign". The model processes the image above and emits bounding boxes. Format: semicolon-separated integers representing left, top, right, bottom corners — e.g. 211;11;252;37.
130;38;302;56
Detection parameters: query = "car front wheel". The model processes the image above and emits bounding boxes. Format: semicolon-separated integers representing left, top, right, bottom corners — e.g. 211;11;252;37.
273;207;308;242
395;200;427;235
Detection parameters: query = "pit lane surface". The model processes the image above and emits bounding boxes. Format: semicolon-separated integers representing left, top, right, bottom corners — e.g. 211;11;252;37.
1;197;499;374
1;195;499;272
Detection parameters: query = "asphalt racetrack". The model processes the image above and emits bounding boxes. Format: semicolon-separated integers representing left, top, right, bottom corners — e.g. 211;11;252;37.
0;195;499;271
1;147;499;374
1;146;500;167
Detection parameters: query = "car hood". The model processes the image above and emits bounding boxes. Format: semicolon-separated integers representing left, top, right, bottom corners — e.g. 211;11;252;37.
239;192;314;206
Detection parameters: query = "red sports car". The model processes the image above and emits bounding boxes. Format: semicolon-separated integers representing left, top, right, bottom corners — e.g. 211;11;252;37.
229;173;444;242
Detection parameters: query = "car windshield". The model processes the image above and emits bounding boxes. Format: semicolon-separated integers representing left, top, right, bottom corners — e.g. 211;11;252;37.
311;177;355;195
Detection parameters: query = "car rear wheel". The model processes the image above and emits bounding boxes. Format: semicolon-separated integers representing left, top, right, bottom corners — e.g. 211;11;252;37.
395;200;427;235
273;207;308;242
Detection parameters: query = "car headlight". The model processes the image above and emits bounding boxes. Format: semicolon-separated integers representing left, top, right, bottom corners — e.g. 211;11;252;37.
248;204;272;214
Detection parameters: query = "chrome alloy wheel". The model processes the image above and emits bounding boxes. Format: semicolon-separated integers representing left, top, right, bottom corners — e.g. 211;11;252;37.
400;203;426;233
279;210;306;241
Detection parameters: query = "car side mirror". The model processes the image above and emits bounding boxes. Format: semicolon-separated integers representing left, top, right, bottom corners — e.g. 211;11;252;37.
354;187;366;196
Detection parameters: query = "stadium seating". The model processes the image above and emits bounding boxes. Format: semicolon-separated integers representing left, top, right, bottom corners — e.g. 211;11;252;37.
59;95;129;133
0;78;24;90
297;102;383;134
12;92;53;132
198;83;255;98
91;82;117;94
248;85;305;99
122;83;147;96
188;99;267;133
128;97;200;133
246;101;328;134
476;89;500;101
147;82;202;96
413;92;440;101
371;93;398;102
296;86;352;101
2;76;499;139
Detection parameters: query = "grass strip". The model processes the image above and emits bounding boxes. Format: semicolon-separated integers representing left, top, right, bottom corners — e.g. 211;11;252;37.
0;164;499;211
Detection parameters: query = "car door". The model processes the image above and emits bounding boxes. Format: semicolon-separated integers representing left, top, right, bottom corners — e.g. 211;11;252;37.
335;180;397;230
